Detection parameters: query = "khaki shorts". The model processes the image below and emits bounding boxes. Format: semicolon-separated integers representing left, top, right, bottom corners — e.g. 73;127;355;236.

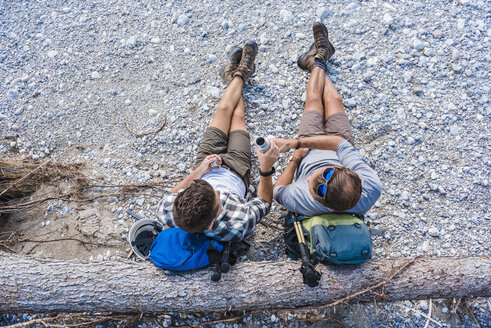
195;127;251;191
297;111;355;146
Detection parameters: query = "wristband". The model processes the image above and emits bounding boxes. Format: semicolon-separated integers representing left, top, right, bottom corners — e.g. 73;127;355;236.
259;166;276;177
295;137;302;149
289;155;300;164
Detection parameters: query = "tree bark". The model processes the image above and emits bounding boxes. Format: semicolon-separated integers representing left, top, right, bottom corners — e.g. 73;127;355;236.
0;253;489;313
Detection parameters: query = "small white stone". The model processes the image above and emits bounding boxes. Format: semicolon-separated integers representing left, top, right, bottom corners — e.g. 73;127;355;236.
47;50;58;58
150;37;160;44
177;15;189;26
90;71;101;80
125;99;132;106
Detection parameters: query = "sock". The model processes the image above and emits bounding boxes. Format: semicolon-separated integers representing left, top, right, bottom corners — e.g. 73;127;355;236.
313;58;327;72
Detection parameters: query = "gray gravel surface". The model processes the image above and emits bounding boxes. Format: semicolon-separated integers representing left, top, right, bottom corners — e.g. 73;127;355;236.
1;0;490;327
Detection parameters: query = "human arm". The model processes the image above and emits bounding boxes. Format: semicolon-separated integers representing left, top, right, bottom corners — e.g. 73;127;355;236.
273;148;309;188
169;154;222;193
255;141;280;204
271;136;345;153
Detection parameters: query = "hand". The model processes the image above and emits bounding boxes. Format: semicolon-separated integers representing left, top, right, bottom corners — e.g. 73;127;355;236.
293;147;309;159
269;137;292;153
196;154;222;177
256;141;279;172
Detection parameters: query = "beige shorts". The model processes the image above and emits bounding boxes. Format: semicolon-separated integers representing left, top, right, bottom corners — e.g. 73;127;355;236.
297;111;355;146
196;127;251;190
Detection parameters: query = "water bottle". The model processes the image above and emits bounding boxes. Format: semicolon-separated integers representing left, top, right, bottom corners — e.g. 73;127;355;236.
255;137;271;152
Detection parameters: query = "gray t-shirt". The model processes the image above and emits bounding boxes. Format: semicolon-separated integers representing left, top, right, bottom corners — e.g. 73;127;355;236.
273;140;382;216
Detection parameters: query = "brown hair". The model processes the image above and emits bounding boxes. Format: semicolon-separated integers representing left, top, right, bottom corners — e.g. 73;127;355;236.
311;167;362;212
173;179;219;233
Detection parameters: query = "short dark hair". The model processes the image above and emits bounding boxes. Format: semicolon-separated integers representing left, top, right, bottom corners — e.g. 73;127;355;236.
311;167;362;212
173;179;219;233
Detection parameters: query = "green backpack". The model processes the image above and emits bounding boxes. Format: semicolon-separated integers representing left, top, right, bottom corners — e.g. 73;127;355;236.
284;212;372;265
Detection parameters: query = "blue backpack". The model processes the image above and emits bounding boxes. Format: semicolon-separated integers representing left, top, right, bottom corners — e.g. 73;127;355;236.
149;228;249;281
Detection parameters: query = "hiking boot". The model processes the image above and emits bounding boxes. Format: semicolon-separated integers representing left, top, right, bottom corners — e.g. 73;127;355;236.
234;41;258;82
313;22;335;62
220;46;242;84
297;42;317;72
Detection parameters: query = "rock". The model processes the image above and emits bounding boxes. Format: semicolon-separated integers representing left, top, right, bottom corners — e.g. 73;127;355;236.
177;163;186;172
449;125;459;136
126;36;137;48
280;9;294;24
184;47;191;55
382;13;393;26
317;7;329;19
403;71;413;83
207;55;217;63
363;71;375;82
457;18;465;30
206;86;220;98
14;106;24;115
125;99;132;106
412;38;425;50
91;71;101;80
47;50;58;58
419;300;428;311
432;29;443;39
7;89;19;100
345;98;357;108
150;37;160;44
428;227;440;237
177;15;189;26
401;191;409;201
0;114;7;121
221;20;230;30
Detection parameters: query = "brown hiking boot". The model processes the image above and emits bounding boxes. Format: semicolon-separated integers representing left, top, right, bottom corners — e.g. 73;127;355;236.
234;41;258;82
313;22;335;62
297;42;317;72
221;46;242;84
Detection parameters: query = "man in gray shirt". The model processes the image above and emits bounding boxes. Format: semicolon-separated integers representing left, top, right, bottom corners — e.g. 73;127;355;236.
272;22;382;216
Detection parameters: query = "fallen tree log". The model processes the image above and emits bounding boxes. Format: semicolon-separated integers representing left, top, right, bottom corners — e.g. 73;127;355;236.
0;253;489;313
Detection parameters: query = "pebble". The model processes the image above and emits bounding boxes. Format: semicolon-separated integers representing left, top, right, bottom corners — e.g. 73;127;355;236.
412;39;425;50
280;9;294;24
382;13;393;26
428;227;440;237
150;37;160;44
91;71;101;80
449;125;459;136
177;15;189;26
126;36;137;48
125;99;132;106
7;89;19;100
47;50;58;58
14;106;24;115
432;29;443;39
317;7;329;19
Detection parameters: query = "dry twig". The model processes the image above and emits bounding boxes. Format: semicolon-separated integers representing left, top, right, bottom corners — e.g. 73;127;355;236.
423;299;432;328
126;116;167;137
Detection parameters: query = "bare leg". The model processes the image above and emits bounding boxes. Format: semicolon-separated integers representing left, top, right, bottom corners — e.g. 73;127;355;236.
229;98;247;132
304;67;326;116
322;75;345;119
209;76;244;135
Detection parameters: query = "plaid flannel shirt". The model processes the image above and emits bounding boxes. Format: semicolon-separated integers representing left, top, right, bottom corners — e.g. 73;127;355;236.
157;190;270;242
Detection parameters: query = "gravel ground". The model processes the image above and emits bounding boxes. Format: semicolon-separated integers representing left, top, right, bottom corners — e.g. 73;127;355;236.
1;0;490;327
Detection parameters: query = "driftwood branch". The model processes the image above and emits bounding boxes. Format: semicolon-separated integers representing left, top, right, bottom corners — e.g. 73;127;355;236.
0;253;489;313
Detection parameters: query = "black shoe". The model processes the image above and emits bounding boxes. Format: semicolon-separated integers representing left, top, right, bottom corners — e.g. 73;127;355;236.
234;41;258;82
313;22;335;62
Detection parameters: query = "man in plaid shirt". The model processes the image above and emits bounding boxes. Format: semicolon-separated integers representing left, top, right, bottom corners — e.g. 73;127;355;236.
157;41;279;242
